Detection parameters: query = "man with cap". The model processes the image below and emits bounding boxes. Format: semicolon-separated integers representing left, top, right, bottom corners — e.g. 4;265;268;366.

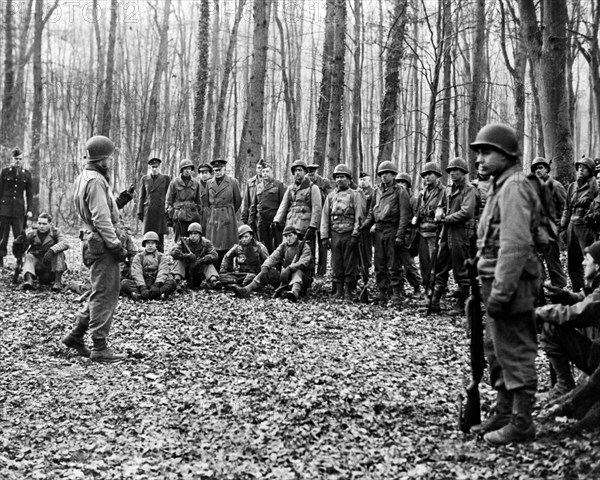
166;159;202;242
358;172;375;274
273;160;322;262
241;159;266;234
63;135;129;363
0;147;33;268
198;163;213;234
206;158;242;267
531;157;567;288
470;124;543;446
560;157;598;292
361;160;411;306
414;162;446;294
233;225;314;302
219;224;269;289
249;163;286;253
536;240;600;403
306;163;332;275
137;157;171;252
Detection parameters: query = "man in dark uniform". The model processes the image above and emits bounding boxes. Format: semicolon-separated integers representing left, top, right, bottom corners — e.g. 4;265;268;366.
240;159;265;234
198;163;213;234
307;163;332;275
249;164;285;253
137;157;171;252
0;147;33;268
166;159;202;242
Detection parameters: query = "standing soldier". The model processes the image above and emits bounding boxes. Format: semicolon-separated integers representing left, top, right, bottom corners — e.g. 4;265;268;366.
531;157;567;288
206;158;242;265
137;157;170;252
320;164;363;301
240;159;265;233
197;163;213;234
470;160;491;255
249;164;286;253
470;124;543;446
0;147;32;268
361;161;411;306
358;172;375;275
63;135;128;363
166;159;202;242
560;157;598;292
307;163;332;275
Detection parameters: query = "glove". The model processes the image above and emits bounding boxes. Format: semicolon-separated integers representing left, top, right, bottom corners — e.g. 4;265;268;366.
110;246;128;262
486;296;509;319
202;255;213;264
280;267;292;284
321;238;331;250
42;250;55;265
150;285;161;297
185;253;196;261
349;236;359;248
544;284;580;305
304;227;316;241
394;238;404;248
140;287;150;300
137;213;144;221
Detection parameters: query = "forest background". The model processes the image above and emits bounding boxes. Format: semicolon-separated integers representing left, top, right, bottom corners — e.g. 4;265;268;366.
0;0;599;227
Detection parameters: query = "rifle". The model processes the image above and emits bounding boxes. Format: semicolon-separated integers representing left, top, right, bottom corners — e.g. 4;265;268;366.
458;256;486;433
12;214;31;283
426;223;445;315
356;217;369;303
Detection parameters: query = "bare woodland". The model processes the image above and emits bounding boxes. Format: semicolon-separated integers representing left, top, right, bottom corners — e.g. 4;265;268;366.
1;0;600;222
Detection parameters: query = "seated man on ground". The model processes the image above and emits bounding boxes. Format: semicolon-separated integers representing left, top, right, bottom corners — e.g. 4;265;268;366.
233;225;314;302
121;231;176;301
170;222;222;290
219;225;269;289
535;240;600;402
13;212;69;291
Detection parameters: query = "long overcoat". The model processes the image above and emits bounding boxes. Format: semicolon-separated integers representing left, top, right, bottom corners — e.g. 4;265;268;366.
137;173;171;234
206;175;242;250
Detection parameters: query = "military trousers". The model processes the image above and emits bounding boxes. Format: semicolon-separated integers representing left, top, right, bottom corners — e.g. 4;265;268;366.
330;231;358;287
540;323;600;376
567;223;595;292
172;259;219;287
219;271;257;287
417;233;437;290
434;229;470;294
373;225;401;293
257;215;281;253
23;252;67;280
396;245;421;289
0;215;24;258
541;240;567;288
121;278;176;299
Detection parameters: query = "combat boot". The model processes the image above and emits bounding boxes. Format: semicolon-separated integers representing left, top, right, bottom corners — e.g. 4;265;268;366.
471;389;512;435
421;288;443;314
285;283;302;302
374;289;389;305
332;282;344;301
390;285;404;306
52;271;64;292
233;279;259;298
208;276;223;290
90;339;127;364
484;390;535;446
22;273;35;291
541;356;575;402
344;282;356;302
449;290;468;316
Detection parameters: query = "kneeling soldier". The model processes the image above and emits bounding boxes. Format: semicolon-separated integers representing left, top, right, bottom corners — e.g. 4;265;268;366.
219;225;269;289
233;225;314;302
121;231;176;300
14;212;69;291
170;222;222;290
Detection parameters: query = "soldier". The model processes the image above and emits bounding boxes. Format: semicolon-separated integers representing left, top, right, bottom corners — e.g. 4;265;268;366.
166;159;202;242
170;222;222;290
249;164;286;253
219;225;269;289
240;159;265;233
320;164;363;301
13;212;69;291
121;231;176;301
429;158;477;315
63;135;129;363
137;157;170;252
560;157;598;292
595;157;600;181
197;163;213;234
470;123;543;446
233;225;314;302
0;147;33;268
470;160;491;255
361;161;411;306
307;163;332;275
206;158;242;266
531;157;567;288
358;171;374;274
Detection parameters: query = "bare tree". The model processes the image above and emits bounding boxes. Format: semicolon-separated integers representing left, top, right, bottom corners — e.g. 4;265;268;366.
350;0;364;179
192;0;210;162
99;0;118;137
0;0;16;149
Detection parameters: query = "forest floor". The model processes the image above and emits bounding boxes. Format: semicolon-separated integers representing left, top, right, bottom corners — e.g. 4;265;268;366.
1;234;599;479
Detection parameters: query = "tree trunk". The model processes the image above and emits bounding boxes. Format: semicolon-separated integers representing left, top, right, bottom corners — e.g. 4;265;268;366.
439;0;452;173
30;0;43;215
0;0;16;148
192;0;210;162
350;0;363;181
99;0;118;137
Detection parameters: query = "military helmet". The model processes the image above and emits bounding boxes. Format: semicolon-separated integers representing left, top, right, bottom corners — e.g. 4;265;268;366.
396;172;412;187
446;157;469;174
575;157;596;175
291;159;308;173
187;222;203;234
142;231;160;246
333;164;352;178
420;161;442;178
282;225;298;236
376;160;398;176
179;159;195;172
238;224;254;238
85;135;114;161
470;123;520;158
531;157;550;172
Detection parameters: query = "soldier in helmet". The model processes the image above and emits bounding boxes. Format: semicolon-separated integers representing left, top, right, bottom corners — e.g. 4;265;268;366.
63;135;129;363
170;222;222;290
395;173;422;295
560;156;598;292
320;164;364;301
361;160;411;305
470;123;543;446
166;159;202;242
307;163;333;275
137;157;171;252
121;231;176;301
219;225;269;289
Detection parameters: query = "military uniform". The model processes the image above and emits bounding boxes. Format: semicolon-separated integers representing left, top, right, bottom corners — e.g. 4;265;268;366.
415;182;446;289
206;174;242;256
121;250;176;299
358;183;375;271
171;234;221;289
166;175;202;242
219;239;269;287
0;163;32;261
241;173;261;233
274;177;323;237
249;178;286;253
137;167;170;252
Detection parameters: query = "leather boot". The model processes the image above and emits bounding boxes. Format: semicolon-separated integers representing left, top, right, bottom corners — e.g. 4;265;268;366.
234;279;259;298
90;339;127;364
421;288;442;313
52;271;64;292
471;389;512;435
344;282;356;302
484;390;536;445
208;276;223;290
286;283;302;302
449;290;468;316
332;282;344;301
542;356;575;402
22;272;35;291
390;285;404;306
62;317;90;357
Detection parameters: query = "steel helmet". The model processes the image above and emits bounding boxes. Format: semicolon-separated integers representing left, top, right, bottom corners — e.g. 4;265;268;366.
282;225;298;236
187;222;203;234
470;123;520;158
142;231;160;246
238;224;254;237
420;161;442;178
85;135;114;161
396;172;412;187
446;157;469;174
291;160;308;173
575;157;596;175
333;164;352;178
376;161;398;176
179;159;195;172
530;157;550;172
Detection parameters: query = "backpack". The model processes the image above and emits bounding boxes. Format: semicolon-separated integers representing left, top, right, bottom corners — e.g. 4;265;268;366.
525;173;558;248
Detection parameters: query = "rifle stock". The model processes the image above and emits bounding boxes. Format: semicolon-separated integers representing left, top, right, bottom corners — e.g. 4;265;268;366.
426;223;445;315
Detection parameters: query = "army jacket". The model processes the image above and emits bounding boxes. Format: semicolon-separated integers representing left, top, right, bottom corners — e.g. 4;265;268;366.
171;236;218;263
364;182;411;241
274;178;323;234
250;178;286;223
241;174;261;224
166;176;202;222
16;226;69;258
0;165;33;218
443;177;477;230
263;239;314;272
561;176;599;229
321;187;363;237
415;183;446;236
131;250;172;287
220;240;269;274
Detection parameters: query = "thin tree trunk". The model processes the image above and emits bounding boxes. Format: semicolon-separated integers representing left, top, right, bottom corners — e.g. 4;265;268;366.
30;0;43;215
350;0;363;180
100;0;118;137
439;0;452;173
192;0;210;162
0;0;15;148
467;0;486;174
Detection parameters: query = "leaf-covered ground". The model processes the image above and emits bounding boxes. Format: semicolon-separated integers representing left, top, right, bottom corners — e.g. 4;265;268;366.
1;234;599;479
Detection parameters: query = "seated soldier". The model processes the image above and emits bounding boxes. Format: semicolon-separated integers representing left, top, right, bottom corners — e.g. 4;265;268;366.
13;212;69;291
219;225;269;289
233;225;314;302
170;222;222;290
121;231;176;301
535;240;600;402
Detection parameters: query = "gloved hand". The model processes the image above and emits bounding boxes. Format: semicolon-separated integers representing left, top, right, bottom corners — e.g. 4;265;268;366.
42;250;55;265
321;238;331;250
185;253;197;262
140;286;150;300
110;246;128;262
202;255;213;264
137;212;144;221
150;284;161;298
280;267;293;284
544;283;581;305
486;296;509;319
349;236;359;248
394;238;404;248
304;227;316;241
